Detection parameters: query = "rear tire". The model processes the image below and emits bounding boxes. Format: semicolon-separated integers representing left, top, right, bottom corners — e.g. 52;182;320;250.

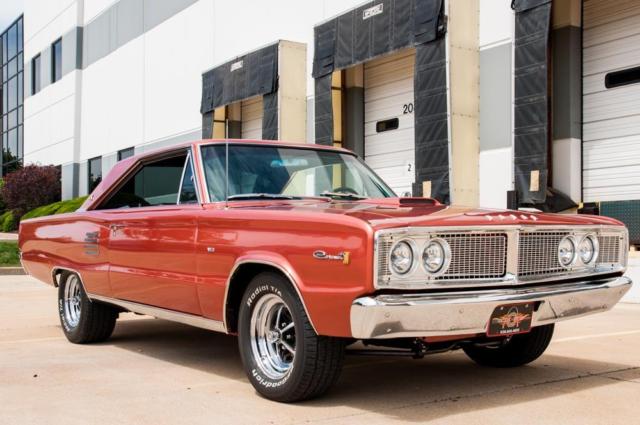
237;272;345;402
463;324;554;367
57;272;118;344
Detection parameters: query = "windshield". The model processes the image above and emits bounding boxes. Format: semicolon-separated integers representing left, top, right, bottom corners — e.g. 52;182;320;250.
200;144;395;201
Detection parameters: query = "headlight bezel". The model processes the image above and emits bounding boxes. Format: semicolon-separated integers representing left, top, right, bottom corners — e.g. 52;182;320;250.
578;233;599;266
421;238;451;276
557;235;578;268
388;239;417;276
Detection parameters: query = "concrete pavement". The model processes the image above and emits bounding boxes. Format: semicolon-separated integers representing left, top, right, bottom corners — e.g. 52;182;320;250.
1;275;639;425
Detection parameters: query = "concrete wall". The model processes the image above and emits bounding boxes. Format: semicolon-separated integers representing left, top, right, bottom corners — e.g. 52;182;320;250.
22;0;585;206
23;0;83;197
24;0;366;198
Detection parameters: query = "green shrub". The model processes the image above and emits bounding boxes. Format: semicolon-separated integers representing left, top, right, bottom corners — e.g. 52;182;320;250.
22;196;88;221
0;241;20;266
0;210;17;232
0;178;6;212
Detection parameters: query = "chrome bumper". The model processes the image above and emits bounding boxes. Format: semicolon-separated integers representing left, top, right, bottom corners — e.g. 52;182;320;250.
350;276;632;339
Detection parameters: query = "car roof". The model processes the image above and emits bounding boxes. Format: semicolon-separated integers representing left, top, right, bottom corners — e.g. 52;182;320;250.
133;139;353;163
81;139;355;211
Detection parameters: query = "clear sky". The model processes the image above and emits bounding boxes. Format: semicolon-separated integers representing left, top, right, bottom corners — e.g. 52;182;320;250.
0;0;23;33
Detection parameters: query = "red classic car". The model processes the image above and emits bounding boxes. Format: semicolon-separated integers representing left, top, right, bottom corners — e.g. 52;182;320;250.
19;140;632;402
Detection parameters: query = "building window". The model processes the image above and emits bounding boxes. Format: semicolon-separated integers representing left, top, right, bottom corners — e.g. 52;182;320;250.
88;156;102;192
51;38;62;83
1;15;24;175
117;147;135;161
31;54;40;95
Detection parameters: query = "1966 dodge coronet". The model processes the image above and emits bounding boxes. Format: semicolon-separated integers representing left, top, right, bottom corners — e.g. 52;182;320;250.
19;140;632;402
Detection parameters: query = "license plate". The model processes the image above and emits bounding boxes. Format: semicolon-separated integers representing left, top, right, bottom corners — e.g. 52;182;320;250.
487;302;534;337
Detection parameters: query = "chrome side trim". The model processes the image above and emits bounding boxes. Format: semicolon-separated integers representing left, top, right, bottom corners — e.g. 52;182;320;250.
88;294;226;333
351;276;632;339
222;260;318;334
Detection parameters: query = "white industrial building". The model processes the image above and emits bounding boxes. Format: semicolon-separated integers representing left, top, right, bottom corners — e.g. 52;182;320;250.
3;0;637;241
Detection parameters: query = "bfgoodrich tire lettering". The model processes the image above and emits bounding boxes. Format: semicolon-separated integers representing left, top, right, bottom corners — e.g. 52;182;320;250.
463;324;555;368
57;272;118;344
238;272;345;402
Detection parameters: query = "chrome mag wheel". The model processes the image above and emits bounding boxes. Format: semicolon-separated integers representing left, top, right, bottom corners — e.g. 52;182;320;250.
63;274;82;328
250;293;297;380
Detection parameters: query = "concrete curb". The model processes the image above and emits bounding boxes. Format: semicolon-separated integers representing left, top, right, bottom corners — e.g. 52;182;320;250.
0;267;26;275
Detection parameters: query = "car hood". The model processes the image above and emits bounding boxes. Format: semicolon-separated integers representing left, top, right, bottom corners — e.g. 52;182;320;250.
222;197;622;230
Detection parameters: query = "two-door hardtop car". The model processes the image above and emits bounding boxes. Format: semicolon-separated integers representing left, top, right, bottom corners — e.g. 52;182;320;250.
19;140;632;402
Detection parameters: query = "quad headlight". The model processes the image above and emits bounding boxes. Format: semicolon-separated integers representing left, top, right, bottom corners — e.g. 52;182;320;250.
422;238;450;275
578;234;599;265
558;236;577;267
389;241;414;275
558;234;600;268
389;238;452;277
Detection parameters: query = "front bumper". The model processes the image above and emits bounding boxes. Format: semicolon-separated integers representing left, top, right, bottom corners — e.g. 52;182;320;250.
350;276;632;339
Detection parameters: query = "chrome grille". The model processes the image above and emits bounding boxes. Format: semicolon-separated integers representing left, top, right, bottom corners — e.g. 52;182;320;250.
518;231;569;276
377;237;393;282
434;233;507;280
375;226;626;289
598;235;621;264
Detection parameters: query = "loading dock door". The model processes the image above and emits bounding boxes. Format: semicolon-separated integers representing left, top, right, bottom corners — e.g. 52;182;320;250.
364;49;416;196
241;96;263;140
583;0;640;202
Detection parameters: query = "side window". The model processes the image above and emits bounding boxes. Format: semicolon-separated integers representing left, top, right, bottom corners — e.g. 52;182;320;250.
179;156;198;204
99;155;186;209
201;145;227;201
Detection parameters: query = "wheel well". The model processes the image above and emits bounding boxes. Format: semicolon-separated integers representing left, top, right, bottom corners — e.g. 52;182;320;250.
225;263;292;334
51;268;71;287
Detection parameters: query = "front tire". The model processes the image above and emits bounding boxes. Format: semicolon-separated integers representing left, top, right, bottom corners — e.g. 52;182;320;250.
58;272;118;344
463;324;555;367
238;272;345;402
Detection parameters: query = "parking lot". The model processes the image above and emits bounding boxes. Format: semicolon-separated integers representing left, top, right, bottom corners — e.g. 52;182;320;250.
2;275;639;425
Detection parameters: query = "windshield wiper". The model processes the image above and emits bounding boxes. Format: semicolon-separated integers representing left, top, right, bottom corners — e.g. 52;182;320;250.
227;193;298;201
319;191;368;200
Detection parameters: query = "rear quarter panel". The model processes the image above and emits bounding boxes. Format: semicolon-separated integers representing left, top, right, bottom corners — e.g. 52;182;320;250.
19;212;111;295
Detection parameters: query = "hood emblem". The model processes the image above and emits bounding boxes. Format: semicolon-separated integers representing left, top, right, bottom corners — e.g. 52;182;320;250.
313;250;351;265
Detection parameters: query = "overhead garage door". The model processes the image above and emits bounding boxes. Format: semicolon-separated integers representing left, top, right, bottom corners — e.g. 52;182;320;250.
583;0;640;202
364;49;416;196
241;96;263;140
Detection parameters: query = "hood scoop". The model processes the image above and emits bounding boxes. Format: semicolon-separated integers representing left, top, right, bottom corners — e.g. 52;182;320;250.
363;197;441;209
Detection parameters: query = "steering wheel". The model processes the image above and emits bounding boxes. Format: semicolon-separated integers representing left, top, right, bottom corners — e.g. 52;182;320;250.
332;186;358;195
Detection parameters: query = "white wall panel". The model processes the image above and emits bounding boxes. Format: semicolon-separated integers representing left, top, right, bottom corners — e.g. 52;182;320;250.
23;138;75;166
478;147;511;209
80;37;144;160
23;71;77;164
479;0;512;48
24;0;78;59
211;0;364;98
83;0;118;25
143;0;214;145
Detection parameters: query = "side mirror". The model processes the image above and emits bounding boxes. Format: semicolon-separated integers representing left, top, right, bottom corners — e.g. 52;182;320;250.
401;191;412;198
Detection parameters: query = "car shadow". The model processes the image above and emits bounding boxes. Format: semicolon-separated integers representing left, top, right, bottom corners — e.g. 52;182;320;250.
104;315;247;382
105;316;637;422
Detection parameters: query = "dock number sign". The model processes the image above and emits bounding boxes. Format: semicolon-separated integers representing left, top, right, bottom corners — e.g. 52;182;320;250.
363;4;383;20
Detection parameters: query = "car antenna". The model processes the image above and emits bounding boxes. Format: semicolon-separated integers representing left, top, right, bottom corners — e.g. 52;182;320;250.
225;140;229;209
